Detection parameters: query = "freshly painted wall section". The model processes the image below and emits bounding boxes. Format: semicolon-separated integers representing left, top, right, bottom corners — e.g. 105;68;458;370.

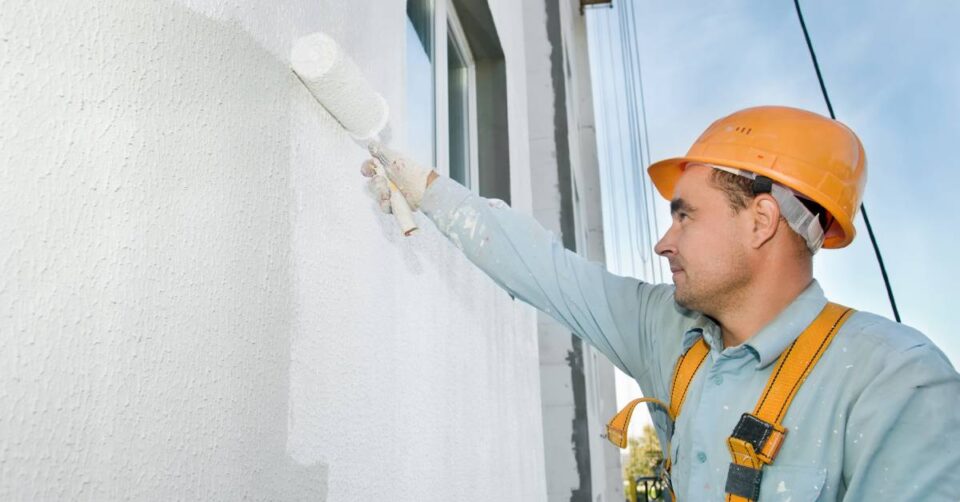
0;1;546;500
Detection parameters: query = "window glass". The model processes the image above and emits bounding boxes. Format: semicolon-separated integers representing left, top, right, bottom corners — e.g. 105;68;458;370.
405;0;435;167
447;33;469;186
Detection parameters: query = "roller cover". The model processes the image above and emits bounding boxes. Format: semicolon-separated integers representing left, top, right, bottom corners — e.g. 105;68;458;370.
291;32;389;141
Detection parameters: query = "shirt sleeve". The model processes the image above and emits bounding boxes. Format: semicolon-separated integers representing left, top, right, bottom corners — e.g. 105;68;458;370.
419;176;693;386
840;341;960;501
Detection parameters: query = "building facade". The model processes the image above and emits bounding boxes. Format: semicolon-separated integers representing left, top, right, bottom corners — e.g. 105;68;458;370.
0;0;619;500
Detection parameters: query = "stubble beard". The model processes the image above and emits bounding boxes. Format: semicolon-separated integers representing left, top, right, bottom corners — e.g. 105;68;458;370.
673;252;751;317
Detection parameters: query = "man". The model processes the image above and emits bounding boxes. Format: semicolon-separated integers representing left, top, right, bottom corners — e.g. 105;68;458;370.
361;106;960;500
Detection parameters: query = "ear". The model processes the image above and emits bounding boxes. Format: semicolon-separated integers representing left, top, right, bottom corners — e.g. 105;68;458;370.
749;194;781;249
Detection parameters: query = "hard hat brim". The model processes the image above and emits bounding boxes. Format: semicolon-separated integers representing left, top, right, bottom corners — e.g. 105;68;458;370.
647;156;853;249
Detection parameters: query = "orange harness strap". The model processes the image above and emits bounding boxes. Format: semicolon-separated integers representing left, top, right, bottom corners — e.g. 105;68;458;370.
605;337;709;502
724;303;854;502
669;338;711;420
606;303;854;502
605;338;709;448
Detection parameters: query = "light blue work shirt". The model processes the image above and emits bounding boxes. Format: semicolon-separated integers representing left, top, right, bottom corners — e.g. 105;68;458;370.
420;176;960;501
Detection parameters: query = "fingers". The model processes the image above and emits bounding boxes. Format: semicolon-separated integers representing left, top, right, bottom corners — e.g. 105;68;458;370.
367;174;392;214
384;157;406;181
360;159;379;178
361;158;392;213
372;156;408;192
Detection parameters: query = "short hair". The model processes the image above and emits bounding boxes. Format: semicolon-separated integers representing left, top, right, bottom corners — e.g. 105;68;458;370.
709;169;755;212
708;169;829;226
708;169;829;256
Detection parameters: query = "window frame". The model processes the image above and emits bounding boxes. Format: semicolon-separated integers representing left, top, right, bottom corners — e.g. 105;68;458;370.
443;0;479;189
409;0;478;191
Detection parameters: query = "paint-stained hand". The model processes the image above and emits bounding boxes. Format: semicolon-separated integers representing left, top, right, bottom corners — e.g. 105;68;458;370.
360;154;435;213
361;160;393;213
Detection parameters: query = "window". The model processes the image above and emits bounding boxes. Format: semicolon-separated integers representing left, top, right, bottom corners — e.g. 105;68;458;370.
406;0;508;202
405;0;435;167
446;6;477;188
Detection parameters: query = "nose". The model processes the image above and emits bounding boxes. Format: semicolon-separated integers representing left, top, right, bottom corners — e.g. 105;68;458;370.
654;224;677;257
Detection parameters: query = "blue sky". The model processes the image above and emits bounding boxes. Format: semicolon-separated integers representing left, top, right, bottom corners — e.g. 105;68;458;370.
586;1;960;411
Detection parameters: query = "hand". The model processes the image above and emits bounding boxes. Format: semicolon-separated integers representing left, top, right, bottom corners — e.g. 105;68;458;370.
360;152;436;214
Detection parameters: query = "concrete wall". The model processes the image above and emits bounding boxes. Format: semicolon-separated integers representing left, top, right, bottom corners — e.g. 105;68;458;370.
0;0;548;500
559;2;624;499
523;0;621;501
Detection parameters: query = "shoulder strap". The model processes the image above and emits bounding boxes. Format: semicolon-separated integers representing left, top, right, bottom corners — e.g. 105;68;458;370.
725;302;854;502
669;338;710;419
604;337;710;448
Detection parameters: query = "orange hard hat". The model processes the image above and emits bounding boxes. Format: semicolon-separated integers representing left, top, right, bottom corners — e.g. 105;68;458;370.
648;106;867;249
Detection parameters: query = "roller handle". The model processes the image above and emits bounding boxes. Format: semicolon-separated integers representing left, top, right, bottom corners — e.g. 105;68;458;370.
369;145;418;236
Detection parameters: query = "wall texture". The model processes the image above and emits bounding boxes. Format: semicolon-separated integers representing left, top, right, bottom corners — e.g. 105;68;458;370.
0;0;547;500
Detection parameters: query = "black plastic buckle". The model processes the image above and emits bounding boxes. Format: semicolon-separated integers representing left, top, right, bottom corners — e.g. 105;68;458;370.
751;175;773;194
731;413;777;457
725;463;763;500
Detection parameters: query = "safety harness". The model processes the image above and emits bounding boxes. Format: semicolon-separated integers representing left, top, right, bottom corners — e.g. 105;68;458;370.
606;302;855;501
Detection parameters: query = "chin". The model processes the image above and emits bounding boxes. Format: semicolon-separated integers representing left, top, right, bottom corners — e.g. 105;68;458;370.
673;289;693;309
674;287;708;313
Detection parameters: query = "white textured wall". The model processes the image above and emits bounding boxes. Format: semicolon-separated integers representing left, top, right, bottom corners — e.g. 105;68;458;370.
0;1;545;500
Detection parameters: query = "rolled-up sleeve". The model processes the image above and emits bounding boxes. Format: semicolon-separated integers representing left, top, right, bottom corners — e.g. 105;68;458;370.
420;176;691;384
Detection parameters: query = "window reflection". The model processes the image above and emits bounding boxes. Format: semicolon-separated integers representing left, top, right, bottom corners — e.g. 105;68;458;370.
447;34;469;186
405;0;435;167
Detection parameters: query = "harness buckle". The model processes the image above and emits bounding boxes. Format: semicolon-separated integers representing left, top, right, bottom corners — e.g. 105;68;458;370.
731;413;787;464
725;463;764;500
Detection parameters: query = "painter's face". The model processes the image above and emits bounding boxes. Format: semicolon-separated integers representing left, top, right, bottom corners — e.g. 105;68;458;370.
654;164;752;314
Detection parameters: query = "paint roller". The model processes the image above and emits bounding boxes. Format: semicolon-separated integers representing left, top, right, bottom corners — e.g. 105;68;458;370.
291;32;417;235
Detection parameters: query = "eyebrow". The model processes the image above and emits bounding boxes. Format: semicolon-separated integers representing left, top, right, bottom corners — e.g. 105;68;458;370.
670;198;696;215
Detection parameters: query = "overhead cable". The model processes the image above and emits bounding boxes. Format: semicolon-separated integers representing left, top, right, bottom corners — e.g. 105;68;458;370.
793;0;902;322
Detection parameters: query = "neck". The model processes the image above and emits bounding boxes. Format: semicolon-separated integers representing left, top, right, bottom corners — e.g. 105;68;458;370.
716;267;813;348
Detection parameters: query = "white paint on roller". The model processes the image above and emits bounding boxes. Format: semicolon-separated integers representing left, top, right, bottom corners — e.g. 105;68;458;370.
291;32;417;235
291;32;389;141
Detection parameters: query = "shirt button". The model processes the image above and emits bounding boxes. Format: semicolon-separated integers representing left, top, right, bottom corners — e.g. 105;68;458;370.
712;375;724;385
696;451;707;463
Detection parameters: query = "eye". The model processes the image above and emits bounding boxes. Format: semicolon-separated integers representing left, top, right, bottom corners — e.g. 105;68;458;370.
677;211;689;222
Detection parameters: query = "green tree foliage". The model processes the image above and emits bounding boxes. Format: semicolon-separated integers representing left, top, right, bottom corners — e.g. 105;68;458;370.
623;425;664;500
624;424;662;478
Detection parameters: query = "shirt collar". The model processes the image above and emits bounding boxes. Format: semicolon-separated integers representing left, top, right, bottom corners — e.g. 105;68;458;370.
681;316;722;352
745;280;828;369
679;280;828;369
